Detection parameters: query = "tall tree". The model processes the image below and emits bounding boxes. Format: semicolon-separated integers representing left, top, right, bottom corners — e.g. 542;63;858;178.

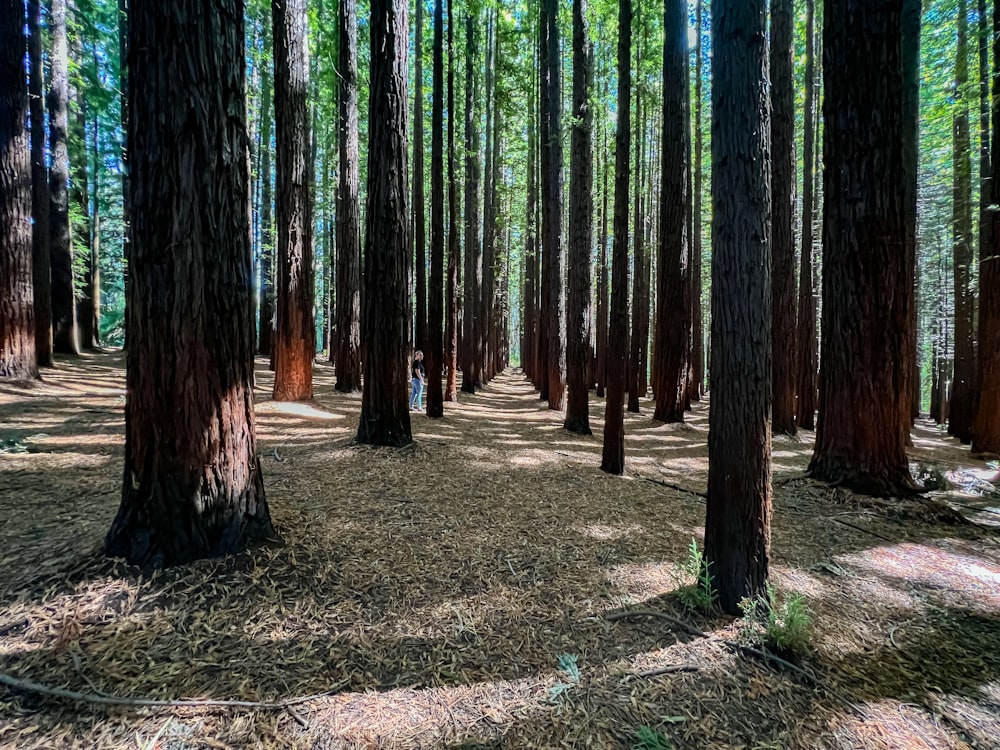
444;0;459;402
258;16;275;357
427;0;446;417
689;0;704;401
653;0;691;424
901;0;920;426
540;0;566;409
950;0;975;444
1;0;37;380
461;11;481;395
357;0;412;446
601;0;631;476
795;0;818;430
810;0;915;495
523;57;538;387
564;0;593;435
413;0;428;352
104;0;273;566
705;0;772;615
770;0;797;436
595;114;609;399
28;0;51;367
973;2;1000;455
628;90;645;414
481;12;497;385
71;72;96;350
335;0;362;392
49;0;78;355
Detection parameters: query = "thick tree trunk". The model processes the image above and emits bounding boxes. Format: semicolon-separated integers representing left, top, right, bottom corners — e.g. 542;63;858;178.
357;0;412;447
427;0;445;417
104;0;273;567
601;0;630;476
653;0;691;424
336;0;362;392
541;0;566;410
461;12;481;395
28;0;51;367
796;0;818;431
445;0;459;403
770;0;797;436
951;0;975;444
48;0;78;356
705;0;772;616
564;0;593;435
413;0;427;353
258;19;274;357
810;0;916;496
272;0;315;402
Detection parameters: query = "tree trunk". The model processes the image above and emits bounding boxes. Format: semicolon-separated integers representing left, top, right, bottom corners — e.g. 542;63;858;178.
336;0;362;392
689;0;704;402
704;0;772;616
357;0;412;447
601;0;630;476
523;60;538;386
653;0;691;424
796;0;818;431
951;0;975;444
628;90;643;415
973;2;1000;455
258;18;274;357
427;0;446;417
595;113;609;399
445;0;459;403
104;0;273;567
902;0;921;427
461;12;481;395
72;80;96;350
48;0;78;356
541;0;566;410
413;0;427;353
90;105;101;346
770;0;797;436
28;0;51;367
118;0;130;349
272;0;314;402
480;13;497;387
810;0;916;496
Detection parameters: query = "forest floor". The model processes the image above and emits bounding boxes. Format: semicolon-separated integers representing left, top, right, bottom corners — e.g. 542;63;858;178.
1;350;999;750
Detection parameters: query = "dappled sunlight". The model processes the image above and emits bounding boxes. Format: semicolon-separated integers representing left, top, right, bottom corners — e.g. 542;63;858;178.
258;400;344;420
606;560;685;603
573;522;644;541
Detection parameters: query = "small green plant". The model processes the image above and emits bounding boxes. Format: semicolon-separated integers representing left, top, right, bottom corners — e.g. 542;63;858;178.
738;584;812;657
676;538;716;613
548;653;581;706
632;725;674;750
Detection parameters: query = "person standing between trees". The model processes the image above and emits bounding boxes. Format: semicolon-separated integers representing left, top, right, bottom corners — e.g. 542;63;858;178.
409;350;426;411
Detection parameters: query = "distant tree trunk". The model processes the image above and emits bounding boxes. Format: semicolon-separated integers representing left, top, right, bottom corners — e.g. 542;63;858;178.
28;0;51;367
770;0;797;436
413;0;427;353
427;0;445;417
72;82;97;351
689;0;704;402
90;106;101;346
541;0;566;410
481;14;497;386
973;2;1000;455
705;0;772;616
523;65;538;386
104;0;273;567
357;0;412;447
796;0;818;431
902;0;921;426
48;0;78;356
118;0;130;349
628;91;644;415
462;12;481;395
601;0;630;476
445;0;459;402
564;0;593;435
810;0;916;496
335;0;362;392
258;19;274;357
653;0;691;424
596;118;610;399
272;0;314;402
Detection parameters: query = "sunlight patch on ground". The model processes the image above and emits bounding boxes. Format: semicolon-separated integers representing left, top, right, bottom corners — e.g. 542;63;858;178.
770;567;830;599
832;699;962;750
573;522;644;542
606;561;685;602
257;401;343;420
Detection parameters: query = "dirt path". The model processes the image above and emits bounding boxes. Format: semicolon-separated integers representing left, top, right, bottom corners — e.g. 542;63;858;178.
0;351;998;749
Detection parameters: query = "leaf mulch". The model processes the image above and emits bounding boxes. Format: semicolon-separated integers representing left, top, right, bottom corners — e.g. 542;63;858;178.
1;351;999;749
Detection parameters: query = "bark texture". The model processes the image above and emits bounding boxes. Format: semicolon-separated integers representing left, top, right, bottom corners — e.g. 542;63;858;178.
28;0;51;366
705;0;772;616
104;0;273;567
427;0;445;418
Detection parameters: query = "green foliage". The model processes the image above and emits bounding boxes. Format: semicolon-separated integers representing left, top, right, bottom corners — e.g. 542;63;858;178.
738;584;812;658
676;538;716;613
547;653;580;705
632;725;674;750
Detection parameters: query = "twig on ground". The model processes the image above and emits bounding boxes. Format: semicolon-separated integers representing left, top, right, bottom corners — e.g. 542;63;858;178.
640;477;707;500
633;664;699;679
831;517;896;543
605;609;708;639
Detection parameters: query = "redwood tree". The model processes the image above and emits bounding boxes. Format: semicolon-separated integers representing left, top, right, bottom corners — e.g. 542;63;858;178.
770;0;797;436
461;12;481;395
357;0;412;447
335;0;362;393
413;0;427;352
444;0;459;403
1;0;37;381
601;0;630;476
272;0;315;402
104;0;273;566
258;18;275;357
427;0;445;418
653;0;691;424
704;0;772;615
564;0;593;435
28;0;50;367
809;0;916;496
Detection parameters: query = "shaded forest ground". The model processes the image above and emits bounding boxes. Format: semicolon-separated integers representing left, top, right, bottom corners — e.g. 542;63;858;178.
1;351;999;750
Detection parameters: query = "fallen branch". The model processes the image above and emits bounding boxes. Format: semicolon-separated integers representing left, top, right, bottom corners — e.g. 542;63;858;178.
0;671;347;712
633;664;699;679
640;477;707;500
831;517;895;543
